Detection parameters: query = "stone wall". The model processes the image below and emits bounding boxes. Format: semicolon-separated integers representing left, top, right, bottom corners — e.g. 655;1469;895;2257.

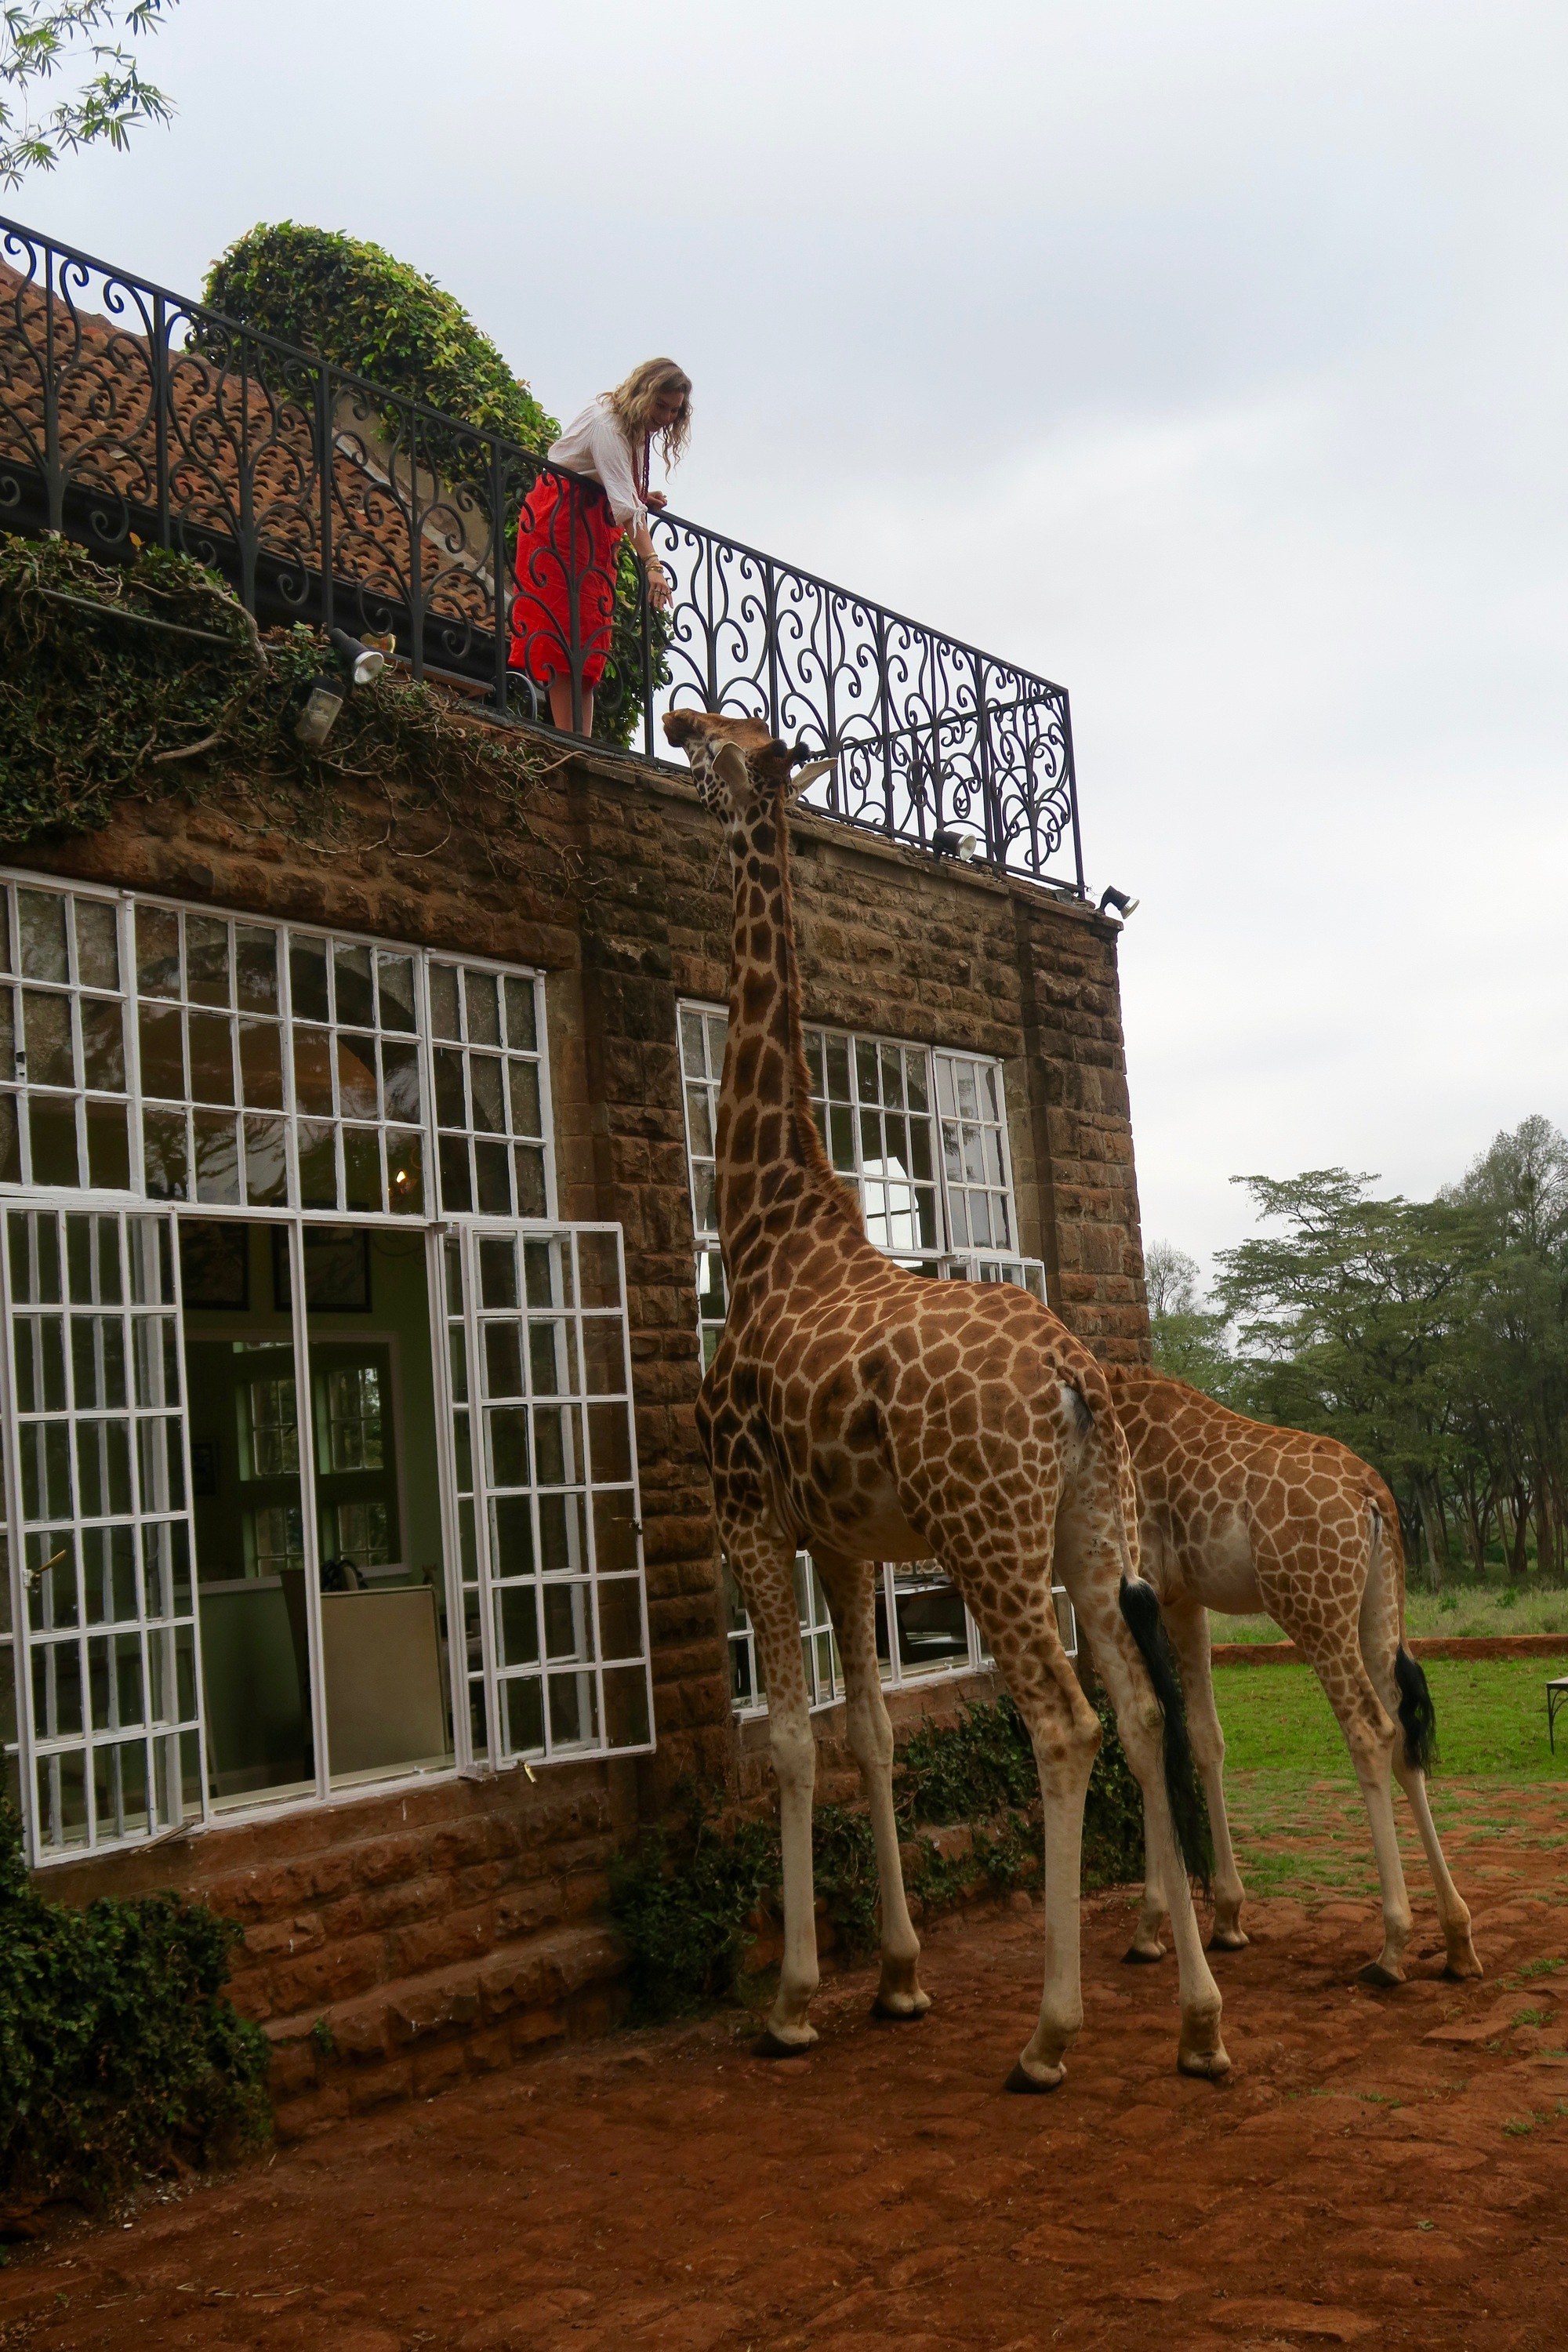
13;724;1152;2115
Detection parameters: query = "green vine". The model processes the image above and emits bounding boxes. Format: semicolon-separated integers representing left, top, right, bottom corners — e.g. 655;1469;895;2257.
0;1797;270;2220
609;1694;1149;2021
0;532;556;867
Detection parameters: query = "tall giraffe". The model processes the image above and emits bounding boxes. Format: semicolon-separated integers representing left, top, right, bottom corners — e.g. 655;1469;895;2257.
1105;1367;1481;1983
665;708;1229;2088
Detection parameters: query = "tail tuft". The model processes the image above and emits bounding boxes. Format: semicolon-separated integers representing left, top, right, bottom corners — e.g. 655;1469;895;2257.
1118;1576;1214;1896
1394;1646;1439;1774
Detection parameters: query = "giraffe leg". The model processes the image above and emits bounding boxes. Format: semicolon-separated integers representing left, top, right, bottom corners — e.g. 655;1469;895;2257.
1357;1559;1481;1979
731;1530;822;2053
813;1550;930;2020
1063;1567;1228;2076
1295;1632;1414;1985
1124;1792;1167;1963
1006;1639;1102;2091
1162;1599;1248;1951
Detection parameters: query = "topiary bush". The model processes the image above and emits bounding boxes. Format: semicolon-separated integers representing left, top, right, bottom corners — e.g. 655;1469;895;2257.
0;1797;270;2219
199;221;557;454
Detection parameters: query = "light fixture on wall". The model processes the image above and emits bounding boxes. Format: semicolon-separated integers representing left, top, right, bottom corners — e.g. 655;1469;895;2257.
1098;885;1140;920
932;828;982;863
294;673;347;747
328;627;389;688
293;629;390;746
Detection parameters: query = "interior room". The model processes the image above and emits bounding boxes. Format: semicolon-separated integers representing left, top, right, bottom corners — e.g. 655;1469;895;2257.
180;1218;454;1806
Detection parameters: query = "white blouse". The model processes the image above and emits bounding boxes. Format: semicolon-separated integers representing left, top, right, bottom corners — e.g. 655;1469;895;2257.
547;396;649;534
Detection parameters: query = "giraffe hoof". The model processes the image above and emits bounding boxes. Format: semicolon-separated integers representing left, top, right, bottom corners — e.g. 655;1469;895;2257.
1443;1946;1484;1982
1207;1927;1250;1952
753;2027;817;2059
871;1993;931;2023
1122;1941;1165;1965
1004;2060;1065;2095
1177;2039;1231;2079
1357;1960;1406;1989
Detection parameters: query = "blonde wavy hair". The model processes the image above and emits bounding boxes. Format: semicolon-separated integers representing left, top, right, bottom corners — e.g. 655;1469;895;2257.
606;358;693;472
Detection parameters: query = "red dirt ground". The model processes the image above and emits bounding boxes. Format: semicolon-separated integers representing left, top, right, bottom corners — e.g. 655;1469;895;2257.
2;1782;1566;2352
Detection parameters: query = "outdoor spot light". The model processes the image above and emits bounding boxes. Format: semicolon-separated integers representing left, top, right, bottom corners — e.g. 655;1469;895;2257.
1098;885;1140;920
328;627;388;688
932;828;982;863
294;674;347;747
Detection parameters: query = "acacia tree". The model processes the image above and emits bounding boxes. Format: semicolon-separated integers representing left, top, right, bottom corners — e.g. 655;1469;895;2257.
1212;1170;1486;1588
0;1;176;189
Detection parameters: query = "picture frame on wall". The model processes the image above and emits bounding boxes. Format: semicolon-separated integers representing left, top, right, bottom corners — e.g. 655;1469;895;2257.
178;1220;250;1312
272;1226;373;1313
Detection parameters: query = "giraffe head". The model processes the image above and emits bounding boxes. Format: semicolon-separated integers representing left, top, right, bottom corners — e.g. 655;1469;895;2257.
662;709;833;822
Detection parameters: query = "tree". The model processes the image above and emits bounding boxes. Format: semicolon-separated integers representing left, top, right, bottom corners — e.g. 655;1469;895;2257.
1145;1240;1200;1318
1214;1170;1486;1587
1;2;176;188
1143;1239;1239;1400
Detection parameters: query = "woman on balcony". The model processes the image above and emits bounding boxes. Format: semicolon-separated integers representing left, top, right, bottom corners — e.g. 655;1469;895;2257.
508;358;691;735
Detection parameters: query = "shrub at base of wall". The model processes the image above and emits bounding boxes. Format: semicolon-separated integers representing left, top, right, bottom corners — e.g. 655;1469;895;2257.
610;1696;1149;2021
0;1801;271;2226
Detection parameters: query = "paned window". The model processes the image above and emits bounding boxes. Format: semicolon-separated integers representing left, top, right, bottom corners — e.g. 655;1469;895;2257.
804;1032;939;1258
0;885;131;1191
429;960;549;1221
441;1223;652;1768
935;1052;1014;1254
679;1001;1067;1717
2;1207;201;1855
0;875;554;1228
678;1004;726;1243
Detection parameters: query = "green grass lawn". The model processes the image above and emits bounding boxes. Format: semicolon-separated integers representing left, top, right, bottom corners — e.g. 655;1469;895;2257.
1213;1655;1568;1781
1211;1585;1568;1645
1200;1658;1568;1904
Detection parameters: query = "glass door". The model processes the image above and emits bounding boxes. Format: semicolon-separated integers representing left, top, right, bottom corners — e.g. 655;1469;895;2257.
441;1221;653;1769
1;1206;203;1859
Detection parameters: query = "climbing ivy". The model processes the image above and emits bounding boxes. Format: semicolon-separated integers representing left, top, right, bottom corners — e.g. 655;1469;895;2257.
0;1796;270;2220
0;532;551;861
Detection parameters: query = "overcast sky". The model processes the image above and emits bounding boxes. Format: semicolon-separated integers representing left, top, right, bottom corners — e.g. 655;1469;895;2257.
16;1;1568;1279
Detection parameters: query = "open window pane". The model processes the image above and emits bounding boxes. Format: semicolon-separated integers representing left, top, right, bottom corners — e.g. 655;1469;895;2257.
452;1221;652;1767
4;1207;202;1859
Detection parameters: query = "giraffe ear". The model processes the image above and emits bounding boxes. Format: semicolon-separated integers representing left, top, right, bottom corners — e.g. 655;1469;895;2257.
787;759;833;797
713;741;750;795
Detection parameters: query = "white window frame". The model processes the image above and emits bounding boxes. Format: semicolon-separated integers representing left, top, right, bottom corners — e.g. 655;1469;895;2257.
0;870;652;1866
678;1002;1075;1719
0;873;558;1227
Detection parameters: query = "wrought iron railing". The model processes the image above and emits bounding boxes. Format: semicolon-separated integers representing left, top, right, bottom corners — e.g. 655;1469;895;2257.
0;217;1083;887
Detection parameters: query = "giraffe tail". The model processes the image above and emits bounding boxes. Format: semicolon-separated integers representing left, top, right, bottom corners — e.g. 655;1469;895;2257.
1393;1647;1439;1775
1118;1576;1214;1897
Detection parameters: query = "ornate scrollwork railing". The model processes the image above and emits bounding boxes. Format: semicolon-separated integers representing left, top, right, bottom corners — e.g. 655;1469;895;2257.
0;215;1083;887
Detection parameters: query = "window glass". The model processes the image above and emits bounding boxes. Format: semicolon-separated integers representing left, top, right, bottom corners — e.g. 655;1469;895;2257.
679;1000;1037;1712
430;963;549;1221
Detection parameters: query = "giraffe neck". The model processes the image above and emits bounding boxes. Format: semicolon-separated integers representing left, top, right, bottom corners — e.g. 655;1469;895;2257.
715;788;850;1264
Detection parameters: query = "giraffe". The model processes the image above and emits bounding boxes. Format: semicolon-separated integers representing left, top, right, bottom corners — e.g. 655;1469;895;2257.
664;706;1229;2089
1104;1366;1482;1984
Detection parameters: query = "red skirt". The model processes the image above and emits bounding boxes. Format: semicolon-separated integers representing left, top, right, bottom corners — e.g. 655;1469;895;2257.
508;471;622;688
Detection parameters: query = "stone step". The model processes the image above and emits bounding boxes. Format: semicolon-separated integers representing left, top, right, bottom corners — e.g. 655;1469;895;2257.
263;1919;628;2140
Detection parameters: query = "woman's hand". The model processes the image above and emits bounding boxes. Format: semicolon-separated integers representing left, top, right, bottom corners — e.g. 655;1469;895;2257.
645;490;668;511
646;557;673;612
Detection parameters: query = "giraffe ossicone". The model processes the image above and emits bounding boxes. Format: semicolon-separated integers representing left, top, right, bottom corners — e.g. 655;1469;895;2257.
666;706;1229;2086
